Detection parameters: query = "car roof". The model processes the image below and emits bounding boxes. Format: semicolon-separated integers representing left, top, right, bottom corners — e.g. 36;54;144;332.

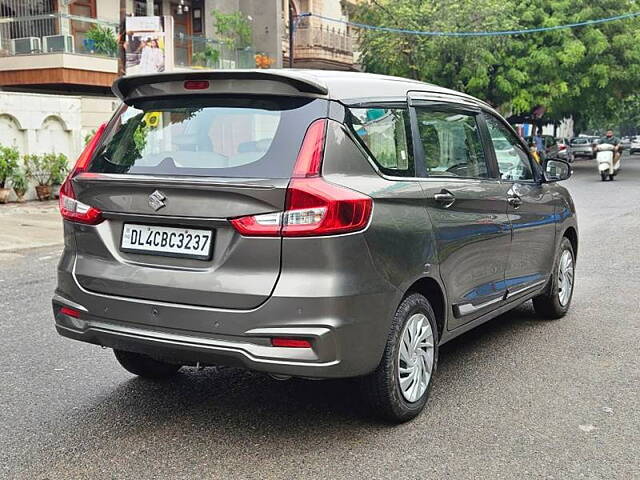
113;69;492;109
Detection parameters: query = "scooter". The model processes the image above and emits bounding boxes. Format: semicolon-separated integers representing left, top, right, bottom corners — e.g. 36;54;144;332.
596;143;621;181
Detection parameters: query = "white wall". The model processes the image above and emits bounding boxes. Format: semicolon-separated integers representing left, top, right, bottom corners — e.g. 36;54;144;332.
96;0;120;22
0;91;117;201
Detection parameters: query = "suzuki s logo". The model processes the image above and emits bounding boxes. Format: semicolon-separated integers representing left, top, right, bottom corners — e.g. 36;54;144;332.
148;190;166;211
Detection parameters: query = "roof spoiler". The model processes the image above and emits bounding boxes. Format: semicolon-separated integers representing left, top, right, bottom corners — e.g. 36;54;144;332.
112;70;329;103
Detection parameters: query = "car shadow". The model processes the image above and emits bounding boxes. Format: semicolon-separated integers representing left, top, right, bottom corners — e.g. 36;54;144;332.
69;303;547;428
18;302;563;477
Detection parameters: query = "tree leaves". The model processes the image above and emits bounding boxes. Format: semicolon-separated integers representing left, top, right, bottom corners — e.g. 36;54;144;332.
348;0;640;129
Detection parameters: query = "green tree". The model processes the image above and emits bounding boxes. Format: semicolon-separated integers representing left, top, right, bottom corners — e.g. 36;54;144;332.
349;0;640;127
211;10;252;49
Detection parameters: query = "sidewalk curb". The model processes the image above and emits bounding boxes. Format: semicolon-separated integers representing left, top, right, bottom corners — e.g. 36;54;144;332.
0;242;64;254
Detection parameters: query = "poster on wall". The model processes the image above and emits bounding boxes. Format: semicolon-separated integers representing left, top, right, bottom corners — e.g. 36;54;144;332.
124;16;174;75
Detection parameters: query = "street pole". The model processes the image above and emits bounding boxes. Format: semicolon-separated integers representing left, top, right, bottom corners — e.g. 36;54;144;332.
288;1;294;68
117;0;126;77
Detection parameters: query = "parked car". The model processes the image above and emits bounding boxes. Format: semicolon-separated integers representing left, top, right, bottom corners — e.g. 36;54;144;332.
570;137;596;159
631;137;640;154
53;70;578;422
556;137;574;162
525;134;560;159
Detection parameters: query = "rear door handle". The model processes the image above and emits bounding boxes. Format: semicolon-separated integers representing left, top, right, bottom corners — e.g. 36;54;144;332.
507;195;522;208
434;190;456;207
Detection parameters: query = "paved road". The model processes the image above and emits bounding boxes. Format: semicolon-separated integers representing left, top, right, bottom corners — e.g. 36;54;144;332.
1;157;639;479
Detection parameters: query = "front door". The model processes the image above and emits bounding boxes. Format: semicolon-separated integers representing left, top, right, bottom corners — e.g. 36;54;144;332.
411;101;511;329
69;0;96;53
483;113;557;300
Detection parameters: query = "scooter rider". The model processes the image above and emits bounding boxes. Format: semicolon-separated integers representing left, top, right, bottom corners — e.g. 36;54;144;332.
598;129;622;166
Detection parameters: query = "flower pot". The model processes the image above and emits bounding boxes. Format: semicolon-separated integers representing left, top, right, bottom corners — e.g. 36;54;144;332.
13;188;27;203
52;184;61;199
0;187;10;204
35;185;52;201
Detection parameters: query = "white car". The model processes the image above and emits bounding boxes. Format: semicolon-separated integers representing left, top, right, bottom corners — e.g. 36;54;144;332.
630;138;640;154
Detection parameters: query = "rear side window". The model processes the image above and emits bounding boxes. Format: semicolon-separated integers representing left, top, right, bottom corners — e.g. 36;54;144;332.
414;108;489;178
90;96;328;178
348;108;414;176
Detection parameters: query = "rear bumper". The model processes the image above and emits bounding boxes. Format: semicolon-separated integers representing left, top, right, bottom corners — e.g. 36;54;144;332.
53;266;398;379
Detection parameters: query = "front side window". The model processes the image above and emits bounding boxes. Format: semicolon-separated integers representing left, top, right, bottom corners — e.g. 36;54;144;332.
485;114;534;182
348;108;414;176
414;108;489;178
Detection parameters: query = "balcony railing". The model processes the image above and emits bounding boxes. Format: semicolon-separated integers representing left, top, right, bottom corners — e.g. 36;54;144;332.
294;21;354;54
0;13;257;70
0;14;119;58
177;33;256;70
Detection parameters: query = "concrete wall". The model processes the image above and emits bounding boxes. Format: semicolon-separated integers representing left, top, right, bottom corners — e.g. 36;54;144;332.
96;0;120;22
0;91;117;201
239;0;283;67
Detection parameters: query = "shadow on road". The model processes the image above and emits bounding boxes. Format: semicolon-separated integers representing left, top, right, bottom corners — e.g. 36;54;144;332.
60;302;549;433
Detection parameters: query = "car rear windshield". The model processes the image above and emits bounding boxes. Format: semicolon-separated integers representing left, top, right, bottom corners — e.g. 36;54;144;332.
571;138;590;144
89;96;328;179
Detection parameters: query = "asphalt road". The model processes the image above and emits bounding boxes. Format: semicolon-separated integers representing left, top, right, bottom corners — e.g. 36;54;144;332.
1;156;639;479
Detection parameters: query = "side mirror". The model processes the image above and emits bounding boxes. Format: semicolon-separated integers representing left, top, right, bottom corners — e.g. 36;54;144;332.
544;158;572;182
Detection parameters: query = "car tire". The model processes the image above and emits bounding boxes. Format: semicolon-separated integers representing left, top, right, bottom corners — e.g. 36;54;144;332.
533;237;575;319
113;349;182;379
361;293;438;423
601;172;607;181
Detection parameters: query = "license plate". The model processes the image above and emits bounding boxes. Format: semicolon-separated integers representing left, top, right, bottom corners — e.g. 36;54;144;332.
121;224;213;260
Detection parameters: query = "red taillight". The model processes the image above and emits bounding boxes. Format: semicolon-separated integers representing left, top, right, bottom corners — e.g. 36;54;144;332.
271;338;312;348
559;144;567;150
282;178;372;236
184;80;210;90
229;119;373;237
292;119;326;178
60;306;80;318
59;123;106;225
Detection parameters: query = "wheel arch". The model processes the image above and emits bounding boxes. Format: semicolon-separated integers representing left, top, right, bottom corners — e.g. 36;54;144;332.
405;276;446;340
563;226;578;261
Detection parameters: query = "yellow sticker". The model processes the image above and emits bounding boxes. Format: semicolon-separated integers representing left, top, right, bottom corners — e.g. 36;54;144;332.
144;112;161;128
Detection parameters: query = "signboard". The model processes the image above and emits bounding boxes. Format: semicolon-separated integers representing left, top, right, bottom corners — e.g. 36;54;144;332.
124;16;174;75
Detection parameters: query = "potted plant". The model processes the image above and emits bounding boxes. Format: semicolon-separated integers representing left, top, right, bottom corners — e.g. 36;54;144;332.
50;153;69;198
192;44;221;68
24;153;55;201
10;169;28;202
85;24;118;57
0;145;19;204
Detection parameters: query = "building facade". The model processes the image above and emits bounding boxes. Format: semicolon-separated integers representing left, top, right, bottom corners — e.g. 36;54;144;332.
0;0;356;200
285;0;357;70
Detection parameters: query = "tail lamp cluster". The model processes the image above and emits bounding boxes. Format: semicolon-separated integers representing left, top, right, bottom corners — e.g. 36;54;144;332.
230;119;373;237
59;123;106;225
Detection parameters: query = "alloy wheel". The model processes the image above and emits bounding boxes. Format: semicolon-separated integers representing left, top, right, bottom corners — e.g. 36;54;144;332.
558;249;574;306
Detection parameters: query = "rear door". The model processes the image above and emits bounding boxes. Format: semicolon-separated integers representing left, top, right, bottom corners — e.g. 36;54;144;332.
483;113;557;300
410;98;511;329
73;94;328;309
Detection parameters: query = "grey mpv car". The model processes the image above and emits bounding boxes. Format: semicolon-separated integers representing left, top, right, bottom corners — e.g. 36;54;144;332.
53;70;577;422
